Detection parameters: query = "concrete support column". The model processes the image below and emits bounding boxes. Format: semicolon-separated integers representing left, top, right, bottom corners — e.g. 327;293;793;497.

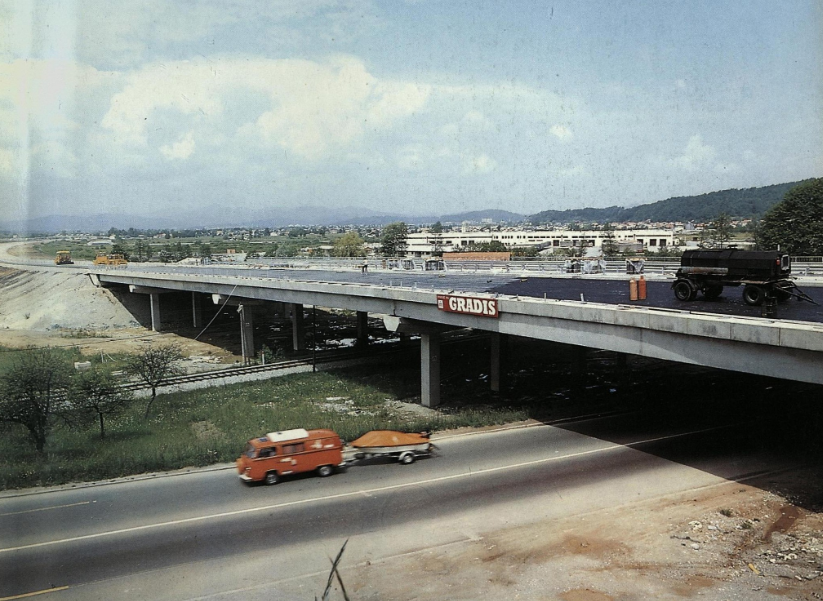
149;293;162;332
238;304;255;364
291;303;305;351
421;332;441;408
192;293;202;328
356;311;369;347
574;345;588;398
490;332;507;393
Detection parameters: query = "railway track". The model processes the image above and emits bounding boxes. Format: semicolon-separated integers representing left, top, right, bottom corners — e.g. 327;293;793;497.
119;333;481;392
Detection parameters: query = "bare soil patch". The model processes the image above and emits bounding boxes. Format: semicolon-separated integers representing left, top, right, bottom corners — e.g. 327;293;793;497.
349;467;823;600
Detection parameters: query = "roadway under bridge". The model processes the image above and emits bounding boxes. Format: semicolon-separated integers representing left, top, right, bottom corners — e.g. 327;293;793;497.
91;265;823;407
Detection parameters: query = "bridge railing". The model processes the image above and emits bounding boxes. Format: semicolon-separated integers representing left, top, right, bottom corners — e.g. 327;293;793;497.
106;256;823;278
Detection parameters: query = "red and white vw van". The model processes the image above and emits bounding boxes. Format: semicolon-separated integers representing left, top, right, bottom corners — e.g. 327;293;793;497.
237;428;344;485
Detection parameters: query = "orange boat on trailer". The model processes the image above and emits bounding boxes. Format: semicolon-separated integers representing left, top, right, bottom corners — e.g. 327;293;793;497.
348;430;433;464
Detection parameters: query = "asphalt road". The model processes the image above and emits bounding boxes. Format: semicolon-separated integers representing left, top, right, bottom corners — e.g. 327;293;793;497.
0;411;794;601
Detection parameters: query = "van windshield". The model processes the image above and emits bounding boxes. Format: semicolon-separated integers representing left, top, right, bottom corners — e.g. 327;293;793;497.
244;443;256;458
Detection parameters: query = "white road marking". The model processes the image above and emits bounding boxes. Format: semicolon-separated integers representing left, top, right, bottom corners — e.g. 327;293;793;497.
0;426;727;554
0;585;70;600
0;501;92;517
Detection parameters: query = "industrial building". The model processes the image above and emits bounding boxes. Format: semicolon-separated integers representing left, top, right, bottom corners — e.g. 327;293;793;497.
404;227;679;257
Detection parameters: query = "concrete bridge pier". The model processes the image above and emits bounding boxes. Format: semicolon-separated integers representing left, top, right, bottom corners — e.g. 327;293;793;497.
383;316;454;408
356;311;369;347
129;285;170;332
192;292;203;328
421;332;441;408
212;294;263;363
490;332;508;393
291;303;306;351
237;304;255;364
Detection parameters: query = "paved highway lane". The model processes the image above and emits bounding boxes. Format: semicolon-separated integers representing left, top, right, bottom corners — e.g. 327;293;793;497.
491;277;823;322
0;414;791;600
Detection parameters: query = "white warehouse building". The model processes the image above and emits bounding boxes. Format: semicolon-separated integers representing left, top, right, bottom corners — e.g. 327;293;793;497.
404;228;679;257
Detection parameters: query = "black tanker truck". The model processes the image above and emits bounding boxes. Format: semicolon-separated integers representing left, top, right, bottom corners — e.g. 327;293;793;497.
672;249;815;306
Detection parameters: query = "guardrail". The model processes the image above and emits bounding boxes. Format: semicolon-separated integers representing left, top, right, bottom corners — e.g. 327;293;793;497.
91;257;823;278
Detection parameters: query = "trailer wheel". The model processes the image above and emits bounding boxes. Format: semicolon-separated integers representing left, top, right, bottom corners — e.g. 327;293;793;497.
316;465;334;477
703;285;723;300
673;280;697;301
264;471;279;485
399;452;416;465
743;285;766;306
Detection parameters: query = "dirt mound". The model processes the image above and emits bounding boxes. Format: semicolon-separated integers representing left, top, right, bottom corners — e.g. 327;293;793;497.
0;267;140;331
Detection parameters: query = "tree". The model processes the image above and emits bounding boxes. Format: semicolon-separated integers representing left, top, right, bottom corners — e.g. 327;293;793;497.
461;240;507;253
110;242;130;260
380;222;408;257
430;221;444;256
511;246;539;258
124;344;184;419
708;213;733;248
757;178;823;255
131;240;152;262
0;348;71;452
601;223;619;256
68;367;133;439
332;232;366;257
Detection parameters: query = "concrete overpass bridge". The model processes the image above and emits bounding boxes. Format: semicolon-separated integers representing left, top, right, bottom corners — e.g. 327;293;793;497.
91;266;823;407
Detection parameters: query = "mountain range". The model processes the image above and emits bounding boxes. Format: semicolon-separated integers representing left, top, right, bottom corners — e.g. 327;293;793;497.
0;179;815;234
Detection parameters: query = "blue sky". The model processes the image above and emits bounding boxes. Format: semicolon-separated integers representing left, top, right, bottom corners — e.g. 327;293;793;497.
1;0;821;223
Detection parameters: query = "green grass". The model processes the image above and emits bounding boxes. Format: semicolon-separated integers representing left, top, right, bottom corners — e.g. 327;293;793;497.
0;370;527;490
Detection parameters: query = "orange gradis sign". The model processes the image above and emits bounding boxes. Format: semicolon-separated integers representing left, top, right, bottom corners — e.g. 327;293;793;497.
436;294;499;318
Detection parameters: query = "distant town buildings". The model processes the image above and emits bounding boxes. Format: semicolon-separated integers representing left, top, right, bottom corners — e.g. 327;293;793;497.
405;227;679;257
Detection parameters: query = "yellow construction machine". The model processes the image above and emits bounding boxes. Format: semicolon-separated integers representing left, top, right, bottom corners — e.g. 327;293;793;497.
54;250;74;265
93;253;128;266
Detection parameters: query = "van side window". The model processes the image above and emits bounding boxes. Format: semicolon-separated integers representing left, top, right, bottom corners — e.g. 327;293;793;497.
258;447;276;458
282;443;305;454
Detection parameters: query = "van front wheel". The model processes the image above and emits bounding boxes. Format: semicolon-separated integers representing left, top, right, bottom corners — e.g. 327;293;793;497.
264;471;279;485
316;465;334;477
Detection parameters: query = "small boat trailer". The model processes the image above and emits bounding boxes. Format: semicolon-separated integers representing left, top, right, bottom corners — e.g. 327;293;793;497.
344;430;434;465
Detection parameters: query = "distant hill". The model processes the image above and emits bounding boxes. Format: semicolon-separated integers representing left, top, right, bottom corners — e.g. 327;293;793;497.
0;207;523;234
3;180;815;234
529;180;815;225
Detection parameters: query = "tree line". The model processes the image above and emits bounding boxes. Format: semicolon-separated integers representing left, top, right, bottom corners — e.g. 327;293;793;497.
0;345;184;452
529;180;814;225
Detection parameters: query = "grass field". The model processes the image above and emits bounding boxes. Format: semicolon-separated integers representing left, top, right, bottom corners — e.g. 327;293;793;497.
0;368;527;490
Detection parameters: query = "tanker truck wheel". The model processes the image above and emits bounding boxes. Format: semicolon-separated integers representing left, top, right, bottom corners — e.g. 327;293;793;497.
673;280;697;301
743;285;766;306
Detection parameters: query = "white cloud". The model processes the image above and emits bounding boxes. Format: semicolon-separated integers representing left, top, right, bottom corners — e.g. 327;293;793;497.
462;153;496;175
160;131;196;160
559;165;587;178
550;124;573;141
0;59;116;181
670;134;717;172
101;56;429;161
